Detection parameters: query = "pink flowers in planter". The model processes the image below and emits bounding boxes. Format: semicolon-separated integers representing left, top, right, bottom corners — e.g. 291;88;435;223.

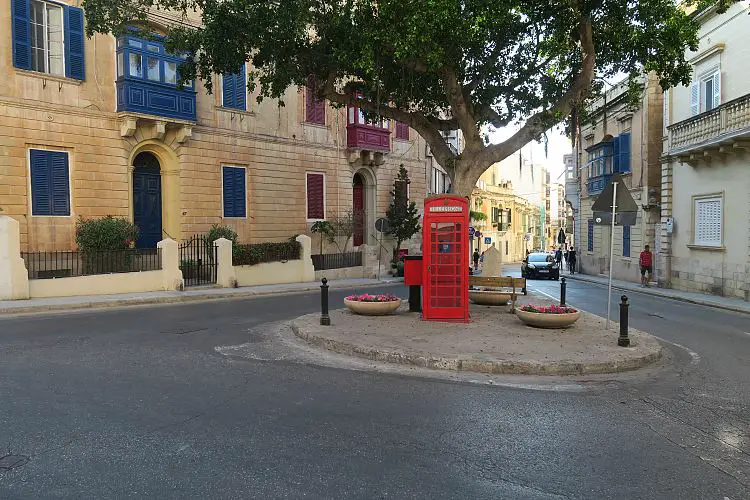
520;304;578;314
345;293;400;302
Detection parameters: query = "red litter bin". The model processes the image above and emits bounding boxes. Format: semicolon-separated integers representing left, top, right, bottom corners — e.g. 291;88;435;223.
403;255;423;312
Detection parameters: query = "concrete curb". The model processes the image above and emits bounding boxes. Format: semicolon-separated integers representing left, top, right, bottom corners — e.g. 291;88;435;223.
0;281;398;316
290;321;663;376
564;274;750;315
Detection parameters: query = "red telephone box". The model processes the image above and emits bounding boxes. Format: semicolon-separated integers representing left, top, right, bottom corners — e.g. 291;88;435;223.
422;195;470;323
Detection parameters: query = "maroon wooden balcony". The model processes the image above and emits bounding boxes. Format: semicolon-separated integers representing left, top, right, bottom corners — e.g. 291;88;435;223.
346;123;391;152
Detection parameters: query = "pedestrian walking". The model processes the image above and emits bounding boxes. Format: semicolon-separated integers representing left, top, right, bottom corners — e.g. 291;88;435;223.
473;249;480;271
554;247;563;267
639;244;653;287
567;247;577;274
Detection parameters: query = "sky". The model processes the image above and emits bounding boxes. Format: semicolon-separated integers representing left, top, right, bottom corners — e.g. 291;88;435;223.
488;123;572;184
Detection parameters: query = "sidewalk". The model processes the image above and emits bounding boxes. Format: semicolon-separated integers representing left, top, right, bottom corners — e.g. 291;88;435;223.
564;273;750;315
0;278;403;316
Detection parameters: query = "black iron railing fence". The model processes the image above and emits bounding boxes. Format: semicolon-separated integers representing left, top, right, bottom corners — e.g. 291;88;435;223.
311;251;362;271
22;248;162;279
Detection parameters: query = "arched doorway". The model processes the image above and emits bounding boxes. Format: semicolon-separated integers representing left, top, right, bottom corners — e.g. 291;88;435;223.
132;152;163;248
353;173;365;247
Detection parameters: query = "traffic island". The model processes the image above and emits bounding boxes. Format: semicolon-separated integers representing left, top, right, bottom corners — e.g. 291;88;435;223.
290;293;663;376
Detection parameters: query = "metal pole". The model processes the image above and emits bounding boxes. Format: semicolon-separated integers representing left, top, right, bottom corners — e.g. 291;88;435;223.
618;295;630;346
377;233;382;281
560;277;567;306
320;278;330;326
606;181;618;330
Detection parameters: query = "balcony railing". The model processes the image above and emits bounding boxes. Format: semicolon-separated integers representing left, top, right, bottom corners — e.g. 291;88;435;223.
346;123;391;152
668;93;750;153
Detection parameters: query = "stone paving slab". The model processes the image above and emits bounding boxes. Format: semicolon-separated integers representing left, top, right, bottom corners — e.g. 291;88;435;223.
292;293;662;376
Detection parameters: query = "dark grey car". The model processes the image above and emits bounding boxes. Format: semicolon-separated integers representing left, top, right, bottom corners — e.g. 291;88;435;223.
521;252;560;280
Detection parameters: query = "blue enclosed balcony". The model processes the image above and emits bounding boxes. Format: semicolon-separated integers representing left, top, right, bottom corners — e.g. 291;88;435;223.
585;133;631;195
116;33;196;122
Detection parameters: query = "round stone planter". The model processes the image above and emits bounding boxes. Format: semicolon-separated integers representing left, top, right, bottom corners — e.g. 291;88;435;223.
469;290;511;306
344;298;401;316
515;309;581;328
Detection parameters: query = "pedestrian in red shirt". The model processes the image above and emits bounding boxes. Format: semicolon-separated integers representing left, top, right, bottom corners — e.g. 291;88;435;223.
639;245;653;287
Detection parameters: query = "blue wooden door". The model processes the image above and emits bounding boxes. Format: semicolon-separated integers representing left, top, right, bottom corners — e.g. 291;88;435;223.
133;157;162;248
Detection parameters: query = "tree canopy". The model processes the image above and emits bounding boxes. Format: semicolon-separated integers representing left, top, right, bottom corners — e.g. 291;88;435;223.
83;0;735;195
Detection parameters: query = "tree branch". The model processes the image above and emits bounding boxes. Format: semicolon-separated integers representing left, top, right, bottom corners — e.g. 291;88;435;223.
439;66;482;152
477;17;595;167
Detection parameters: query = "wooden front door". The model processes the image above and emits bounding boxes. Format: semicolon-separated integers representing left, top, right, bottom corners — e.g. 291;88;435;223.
133;152;162;248
353;174;364;246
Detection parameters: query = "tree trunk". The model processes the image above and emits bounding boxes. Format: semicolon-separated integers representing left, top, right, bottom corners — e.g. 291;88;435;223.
449;156;484;198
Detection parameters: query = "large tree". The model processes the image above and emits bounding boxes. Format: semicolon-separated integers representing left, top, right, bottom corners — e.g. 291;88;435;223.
83;0;733;196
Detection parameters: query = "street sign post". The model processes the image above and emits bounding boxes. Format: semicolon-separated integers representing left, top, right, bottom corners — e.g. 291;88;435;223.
591;174;639;329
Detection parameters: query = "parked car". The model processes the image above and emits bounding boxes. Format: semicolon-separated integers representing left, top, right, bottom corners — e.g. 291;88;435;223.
521;252;560;280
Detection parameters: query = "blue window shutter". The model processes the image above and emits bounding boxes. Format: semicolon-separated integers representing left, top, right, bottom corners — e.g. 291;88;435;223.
223;167;246;217
30;149;69;216
50;151;70;215
612;136;621;173
622;226;631;257
30;150;51;216
223;167;235;217
64;6;85;80
12;0;31;70
620;133;631;173
235;65;246;111
222;73;235;108
234;168;246;217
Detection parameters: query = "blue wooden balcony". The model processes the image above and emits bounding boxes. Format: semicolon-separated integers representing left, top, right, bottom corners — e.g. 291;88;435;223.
587;174;612;195
116;33;196;122
117;80;196;121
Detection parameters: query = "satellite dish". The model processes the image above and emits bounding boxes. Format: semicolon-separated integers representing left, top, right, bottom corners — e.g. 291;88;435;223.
375;218;391;233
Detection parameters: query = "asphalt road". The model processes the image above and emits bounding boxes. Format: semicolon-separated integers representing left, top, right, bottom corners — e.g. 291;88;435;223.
0;277;748;499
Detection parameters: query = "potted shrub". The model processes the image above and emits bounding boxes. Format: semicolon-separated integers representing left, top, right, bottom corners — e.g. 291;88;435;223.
515;304;581;328
344;293;401;316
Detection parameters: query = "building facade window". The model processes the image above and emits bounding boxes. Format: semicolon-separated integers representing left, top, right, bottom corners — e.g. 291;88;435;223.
693;195;722;247
306;172;325;220
587;143;613;179
587;219;594;252
622;225;631;257
12;0;85;79
222;166;247;218
395;122;409;140
116;32;192;89
430;167;450;194
691;69;721;116
29;148;70;216
222;65;247;111
305;87;326;125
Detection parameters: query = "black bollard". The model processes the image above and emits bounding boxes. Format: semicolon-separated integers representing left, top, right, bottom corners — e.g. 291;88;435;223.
618;295;630;347
320;278;331;326
409;285;422;312
560;277;567;306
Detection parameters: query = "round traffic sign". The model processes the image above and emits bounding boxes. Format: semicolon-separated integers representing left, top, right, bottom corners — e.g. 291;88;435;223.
375;218;391;233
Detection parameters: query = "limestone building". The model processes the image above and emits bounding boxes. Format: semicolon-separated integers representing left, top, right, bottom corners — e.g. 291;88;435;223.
578;75;663;283
0;0;431;252
660;1;750;300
